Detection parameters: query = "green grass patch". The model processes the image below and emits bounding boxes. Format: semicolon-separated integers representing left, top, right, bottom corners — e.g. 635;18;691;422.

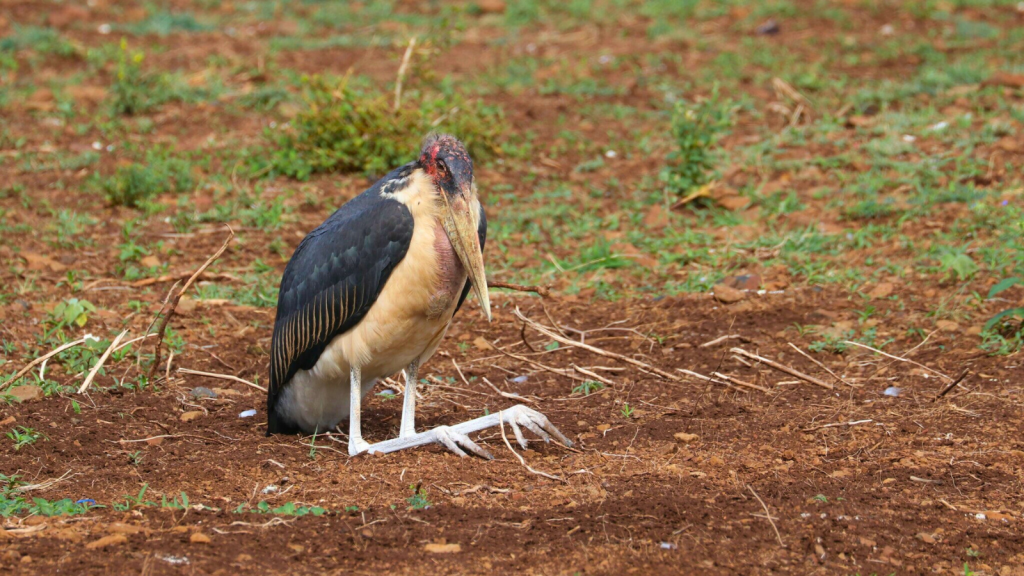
258;75;506;179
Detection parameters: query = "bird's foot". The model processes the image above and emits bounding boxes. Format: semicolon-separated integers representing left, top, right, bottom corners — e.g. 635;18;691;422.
360;404;572;458
500;405;574;449
349;436;371;457
432;425;493;459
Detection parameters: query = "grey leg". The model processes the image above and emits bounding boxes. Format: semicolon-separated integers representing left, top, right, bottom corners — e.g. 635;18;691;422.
364;404;572;458
399;359;419;438
348;366;370;456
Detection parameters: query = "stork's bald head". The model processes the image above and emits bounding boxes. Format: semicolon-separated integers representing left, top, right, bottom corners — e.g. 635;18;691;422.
418;133;474;199
417;133;489;321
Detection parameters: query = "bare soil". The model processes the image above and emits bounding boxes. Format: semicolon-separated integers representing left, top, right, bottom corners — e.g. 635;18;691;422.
2;2;1023;575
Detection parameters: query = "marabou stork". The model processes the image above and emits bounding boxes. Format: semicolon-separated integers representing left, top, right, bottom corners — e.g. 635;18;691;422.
266;134;571;457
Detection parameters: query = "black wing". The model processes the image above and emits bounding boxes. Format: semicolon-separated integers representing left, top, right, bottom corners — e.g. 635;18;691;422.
267;170;415;434
454;203;487;315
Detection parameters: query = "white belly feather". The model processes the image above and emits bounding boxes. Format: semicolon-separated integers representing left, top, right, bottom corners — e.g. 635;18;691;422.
275;177;473;434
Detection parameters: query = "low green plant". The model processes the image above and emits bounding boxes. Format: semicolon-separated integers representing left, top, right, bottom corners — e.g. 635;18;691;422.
99;150;194;208
572;381;605;396
406;484;431;510
620;402;634;418
661;85;733;197
109;38;160;115
981;278;1023;354
6;426;44;450
261;75;505;179
48;298;97;330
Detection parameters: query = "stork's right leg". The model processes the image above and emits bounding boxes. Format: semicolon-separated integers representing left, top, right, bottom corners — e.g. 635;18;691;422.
399;360;419;438
348;366;370;456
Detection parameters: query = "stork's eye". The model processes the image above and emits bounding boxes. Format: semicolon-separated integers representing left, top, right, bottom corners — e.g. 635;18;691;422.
437;163;449;177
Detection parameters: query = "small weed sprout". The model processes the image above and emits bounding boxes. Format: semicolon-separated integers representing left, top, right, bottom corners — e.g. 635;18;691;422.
407;484;431;510
620;402;634;418
662;85;734;197
573;381;605;396
982;278;1023;355
7;426;45;450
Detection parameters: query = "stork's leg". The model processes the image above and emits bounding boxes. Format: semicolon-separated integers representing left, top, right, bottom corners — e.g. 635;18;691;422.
348;366;371;456
399;359;419;438
364;404;572;458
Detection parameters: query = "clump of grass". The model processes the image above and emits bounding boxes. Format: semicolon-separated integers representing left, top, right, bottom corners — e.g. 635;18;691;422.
662;85;734;197
108;39;161;115
99;150;195;208
261;75;506;180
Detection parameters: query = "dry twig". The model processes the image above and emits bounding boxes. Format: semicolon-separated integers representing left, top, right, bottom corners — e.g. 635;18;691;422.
78;329;129;394
802;419;872;432
842;340;953;382
730;348;833;390
747;484;785;547
131;272;237;288
677;369;746;392
515;308;682;383
147;226;234;380
393;37;417;112
4;338;87;391
711;371;770;393
934;369;971;401
178;367;266;392
700;334;740;348
488;281;551;298
482;377;538;405
788;342;856;387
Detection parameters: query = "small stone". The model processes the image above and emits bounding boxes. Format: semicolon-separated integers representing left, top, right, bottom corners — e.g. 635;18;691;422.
176;296;197;315
674;432;699;443
190;532;212;544
936;320;959;332
755;19;780;35
139;255;160;268
868;282;894;299
190;387;218;399
713;284;746;303
721;273;762;291
86;534;128;549
473;336;493;351
8;385;42;403
424;543;461;553
917;532;937;544
596;424;611;432
180;411;204;422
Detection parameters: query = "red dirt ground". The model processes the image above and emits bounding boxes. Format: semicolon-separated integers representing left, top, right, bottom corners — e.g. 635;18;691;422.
2;1;1024;575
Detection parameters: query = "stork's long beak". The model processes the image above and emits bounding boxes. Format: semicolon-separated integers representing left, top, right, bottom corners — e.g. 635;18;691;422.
439;189;491;322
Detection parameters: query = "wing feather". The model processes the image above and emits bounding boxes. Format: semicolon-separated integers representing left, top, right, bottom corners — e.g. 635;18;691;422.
267;193;414;432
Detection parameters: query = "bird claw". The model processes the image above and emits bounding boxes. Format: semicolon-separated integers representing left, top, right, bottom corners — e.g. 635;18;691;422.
433;426;493;459
502;405;573;450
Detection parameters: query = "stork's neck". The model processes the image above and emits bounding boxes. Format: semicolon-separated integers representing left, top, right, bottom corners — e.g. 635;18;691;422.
426;222;467;319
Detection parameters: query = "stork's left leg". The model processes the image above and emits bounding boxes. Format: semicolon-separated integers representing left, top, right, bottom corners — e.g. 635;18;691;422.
348;366;371;456
364;404;572;458
399;360;419;438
